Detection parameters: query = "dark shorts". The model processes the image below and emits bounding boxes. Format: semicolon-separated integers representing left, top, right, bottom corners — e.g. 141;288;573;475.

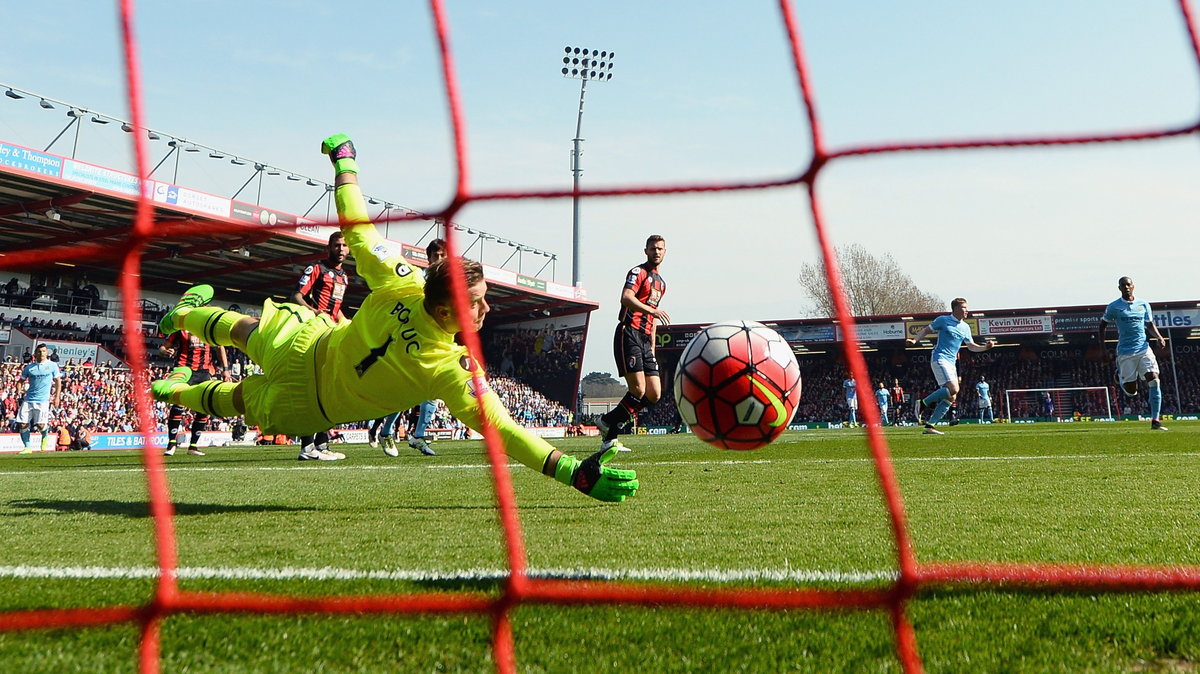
185;369;212;386
613;324;659;377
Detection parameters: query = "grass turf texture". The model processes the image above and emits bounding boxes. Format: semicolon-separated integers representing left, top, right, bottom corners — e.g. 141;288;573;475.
1;422;1198;672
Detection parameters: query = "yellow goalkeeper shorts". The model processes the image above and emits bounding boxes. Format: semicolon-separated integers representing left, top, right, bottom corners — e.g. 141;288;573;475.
240;299;336;435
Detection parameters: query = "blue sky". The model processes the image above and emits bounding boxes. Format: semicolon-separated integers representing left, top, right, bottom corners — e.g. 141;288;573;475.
1;1;1197;377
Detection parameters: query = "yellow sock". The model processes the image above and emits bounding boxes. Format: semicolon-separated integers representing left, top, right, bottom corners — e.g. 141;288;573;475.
176;380;241;418
179;306;242;346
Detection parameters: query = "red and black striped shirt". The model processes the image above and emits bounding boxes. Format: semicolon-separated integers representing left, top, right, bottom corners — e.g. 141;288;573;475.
297;260;349;318
618;262;666;336
165;330;213;372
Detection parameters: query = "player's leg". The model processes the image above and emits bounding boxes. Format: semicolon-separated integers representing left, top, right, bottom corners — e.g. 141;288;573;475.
597;328;650;446
152;366;244;421
17;411;32;453
187;411;210;456
368;417;384;447
379;411;401;457
1141;350;1167;430
314;430;344;459
164;404;185;455
408;401;437;456
923;362;957;432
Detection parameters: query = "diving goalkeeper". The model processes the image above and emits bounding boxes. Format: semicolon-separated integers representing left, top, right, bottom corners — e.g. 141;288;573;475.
149;134;638;502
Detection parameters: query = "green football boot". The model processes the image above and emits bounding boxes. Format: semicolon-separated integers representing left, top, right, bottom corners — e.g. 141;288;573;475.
158;284;214;335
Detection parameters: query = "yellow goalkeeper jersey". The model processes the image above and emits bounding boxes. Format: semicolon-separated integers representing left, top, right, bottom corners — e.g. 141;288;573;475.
314;182;555;472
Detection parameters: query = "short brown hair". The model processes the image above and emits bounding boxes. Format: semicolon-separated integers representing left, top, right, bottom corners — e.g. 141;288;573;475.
645;234;664;247
951;297;967;310
423;258;485;316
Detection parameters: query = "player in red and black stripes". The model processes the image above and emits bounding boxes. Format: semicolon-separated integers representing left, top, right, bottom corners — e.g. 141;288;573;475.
290;230;352;460
159;329;230;456
596;235;670;449
292;231;350;321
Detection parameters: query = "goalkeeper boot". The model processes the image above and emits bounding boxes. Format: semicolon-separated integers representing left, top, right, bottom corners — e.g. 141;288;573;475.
151;367;193;403
158;284;214;335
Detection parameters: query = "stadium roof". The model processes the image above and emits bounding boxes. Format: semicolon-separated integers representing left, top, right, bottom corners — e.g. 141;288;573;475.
0;140;597;324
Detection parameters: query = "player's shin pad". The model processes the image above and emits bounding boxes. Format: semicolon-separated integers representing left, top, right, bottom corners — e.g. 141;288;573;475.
553;445;639;502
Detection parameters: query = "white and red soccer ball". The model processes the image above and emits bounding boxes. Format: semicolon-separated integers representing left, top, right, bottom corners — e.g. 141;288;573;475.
673;320;802;450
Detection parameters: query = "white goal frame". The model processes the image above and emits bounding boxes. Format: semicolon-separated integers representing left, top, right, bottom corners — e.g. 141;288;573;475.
1003;386;1114;422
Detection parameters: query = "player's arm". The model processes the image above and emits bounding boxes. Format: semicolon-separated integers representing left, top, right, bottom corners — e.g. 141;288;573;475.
159;332;179;359
1145;313;1167;349
965;336;994;352
51;367;61;405
321;134;420;293
620;286;670;325
906;324;935;346
217;346;232;382
442;371;638;502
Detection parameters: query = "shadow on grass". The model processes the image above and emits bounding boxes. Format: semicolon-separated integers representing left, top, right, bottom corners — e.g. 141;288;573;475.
6;498;315;518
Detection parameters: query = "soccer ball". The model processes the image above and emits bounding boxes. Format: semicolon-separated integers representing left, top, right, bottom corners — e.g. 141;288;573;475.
673;320;802;450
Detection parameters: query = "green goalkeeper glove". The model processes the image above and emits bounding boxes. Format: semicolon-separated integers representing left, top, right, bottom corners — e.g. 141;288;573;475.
320;134;359;175
553;443;639;502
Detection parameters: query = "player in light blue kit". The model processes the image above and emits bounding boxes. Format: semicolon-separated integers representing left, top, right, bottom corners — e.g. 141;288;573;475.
1098;276;1169;431
905;298;994;435
16;344;62;453
842;376;858;426
976;375;993;423
874;381;891;426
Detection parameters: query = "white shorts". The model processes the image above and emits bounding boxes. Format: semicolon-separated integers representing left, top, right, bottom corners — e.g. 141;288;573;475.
845;397;858;410
17;400;51;426
1116;347;1159;384
931;359;958;388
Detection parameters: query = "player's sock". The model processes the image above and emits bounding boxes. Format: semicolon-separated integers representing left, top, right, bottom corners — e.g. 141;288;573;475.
602;393;646;441
40;430;50;451
923;387;950;406
1148;379;1162;420
179;306;241;346
848;410;857;426
175;380;240;418
20;427;31;448
167;406;184;450
928;400;952;424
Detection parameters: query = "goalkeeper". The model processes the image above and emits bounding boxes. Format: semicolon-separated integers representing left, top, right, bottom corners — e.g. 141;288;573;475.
149;134;638;502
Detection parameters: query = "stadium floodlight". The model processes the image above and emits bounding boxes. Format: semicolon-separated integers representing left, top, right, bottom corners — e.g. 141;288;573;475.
120;122;134;132
147;131;160;141
209;151;225;159
286;174;300;181
559;44;616;286
39;98;54;109
184;144;200;153
90;115;109;125
66;109;82;118
45;209;61;221
5;88;22;100
230;157;247;165
305;179;319;187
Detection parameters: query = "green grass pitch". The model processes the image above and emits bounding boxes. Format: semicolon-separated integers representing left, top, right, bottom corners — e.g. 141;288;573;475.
1;422;1198;672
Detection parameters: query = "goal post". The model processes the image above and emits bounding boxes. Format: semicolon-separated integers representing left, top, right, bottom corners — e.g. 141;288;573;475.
1003;386;1114;423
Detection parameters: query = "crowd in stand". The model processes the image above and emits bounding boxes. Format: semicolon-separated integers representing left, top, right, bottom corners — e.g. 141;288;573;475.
481;325;584;412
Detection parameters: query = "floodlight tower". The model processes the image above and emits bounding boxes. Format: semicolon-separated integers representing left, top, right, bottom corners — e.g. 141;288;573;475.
560;46;615;287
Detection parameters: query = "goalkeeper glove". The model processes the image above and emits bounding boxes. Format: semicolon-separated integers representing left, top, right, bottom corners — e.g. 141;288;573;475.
553;443;639;502
320;134;359;175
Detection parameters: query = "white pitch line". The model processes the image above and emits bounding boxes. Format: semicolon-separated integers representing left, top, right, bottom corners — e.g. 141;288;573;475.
0;565;896;584
2;452;1198;479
